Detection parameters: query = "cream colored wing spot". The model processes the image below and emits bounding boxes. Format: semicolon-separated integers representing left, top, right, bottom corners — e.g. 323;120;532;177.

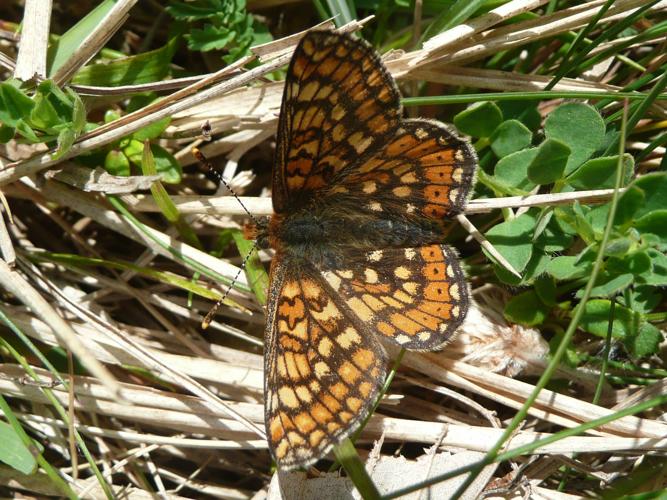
368;250;383;262
295;386;313;403
362;181;377;193
394;266;411;279
323;271;342;291
418;331;432;341
449;188;459;202
336;327;362;349
278;387;299;409
314;361;330;377
392;186;411;197
318;337;333;357
415;128;429;139
346;297;375;321
364;268;379;283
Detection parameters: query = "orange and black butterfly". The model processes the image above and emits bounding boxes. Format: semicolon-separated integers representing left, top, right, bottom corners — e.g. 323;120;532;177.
257;30;476;470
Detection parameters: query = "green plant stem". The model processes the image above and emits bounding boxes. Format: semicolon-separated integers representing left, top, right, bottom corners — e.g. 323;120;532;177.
334;439;382;500
593;298;616;404
545;0;616;90
401;91;664;107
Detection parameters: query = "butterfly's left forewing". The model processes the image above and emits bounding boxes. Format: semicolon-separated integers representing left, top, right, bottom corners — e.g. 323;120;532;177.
264;258;386;470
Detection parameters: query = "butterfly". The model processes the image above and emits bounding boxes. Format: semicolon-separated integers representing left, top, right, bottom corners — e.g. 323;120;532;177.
257;29;476;470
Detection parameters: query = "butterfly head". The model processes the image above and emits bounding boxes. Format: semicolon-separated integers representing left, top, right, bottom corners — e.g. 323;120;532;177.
243;217;270;249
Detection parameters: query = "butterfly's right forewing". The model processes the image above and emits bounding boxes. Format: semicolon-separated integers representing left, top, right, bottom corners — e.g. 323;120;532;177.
272;31;401;212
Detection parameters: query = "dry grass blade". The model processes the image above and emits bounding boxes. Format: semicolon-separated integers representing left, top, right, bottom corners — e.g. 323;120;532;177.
0;260;121;396
13;0;52;80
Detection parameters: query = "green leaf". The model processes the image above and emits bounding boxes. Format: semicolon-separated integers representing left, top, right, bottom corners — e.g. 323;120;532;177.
494;148;538;190
188;24;238;51
14;120;40;142
534;275;557;306
630;172;667;218
641;249;667;286
148;144;182;184
576;272;633;298
453;101;503;138
105;150;131;177
547;255;589;280
30;90;61;130
634;210;667;242
52;128;76;160
123;139;143;165
535;215;573;252
567;154;634;189
544;102;605;174
504;290;550;326
490;119;532;157
126;140;181;184
497;101;542;131
0;82;35;127
48;0;121;76
484;212;536;279
578;299;639;339
0;421;37;474
72;38;178;86
131;117;171;141
166;1;226;19
614;185;645;226
569;203;596;244
628;285;662;314
0;125;14;143
603;237;633;257
607;251;651;276
67;87;87;133
626;322;662;358
527;138;570;185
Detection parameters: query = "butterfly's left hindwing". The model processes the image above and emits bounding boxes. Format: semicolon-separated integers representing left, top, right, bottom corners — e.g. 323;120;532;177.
264;258;386;470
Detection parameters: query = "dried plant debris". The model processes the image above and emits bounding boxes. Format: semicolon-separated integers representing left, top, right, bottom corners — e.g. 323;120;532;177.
0;0;666;498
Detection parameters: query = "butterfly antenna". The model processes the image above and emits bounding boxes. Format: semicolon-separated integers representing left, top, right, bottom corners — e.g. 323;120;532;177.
192;147;261;227
192;147;264;329
202;239;260;329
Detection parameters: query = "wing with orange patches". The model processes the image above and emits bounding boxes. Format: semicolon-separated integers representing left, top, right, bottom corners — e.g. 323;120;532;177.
264;259;386;470
272;30;400;212
338;120;477;220
320;244;469;350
